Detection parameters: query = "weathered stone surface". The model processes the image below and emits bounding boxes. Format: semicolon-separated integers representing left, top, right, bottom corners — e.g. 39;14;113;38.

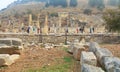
0;46;22;55
68;43;74;53
89;42;100;53
10;54;20;62
0;54;14;66
68;39;87;54
73;47;85;60
81;51;97;66
95;48;113;65
0;38;22;47
0;38;23;54
81;64;105;72
103;57;120;72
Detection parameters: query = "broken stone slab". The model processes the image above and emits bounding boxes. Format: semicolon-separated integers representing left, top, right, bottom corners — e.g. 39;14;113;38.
89;42;100;53
0;54;14;66
73;47;85;61
68;39;86;54
81;51;97;66
0;46;22;55
0;38;23;49
103;57;120;72
95;48;113;66
10;54;20;62
81;64;105;72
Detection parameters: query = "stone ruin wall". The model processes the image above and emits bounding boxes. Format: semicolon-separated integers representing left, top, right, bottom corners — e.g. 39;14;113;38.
0;34;119;44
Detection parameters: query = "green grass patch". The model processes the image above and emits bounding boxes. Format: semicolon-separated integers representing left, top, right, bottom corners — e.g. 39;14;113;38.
62;47;68;52
22;56;74;72
63;56;72;63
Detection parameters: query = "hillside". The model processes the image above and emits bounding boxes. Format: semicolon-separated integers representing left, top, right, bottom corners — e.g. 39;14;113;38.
0;0;119;31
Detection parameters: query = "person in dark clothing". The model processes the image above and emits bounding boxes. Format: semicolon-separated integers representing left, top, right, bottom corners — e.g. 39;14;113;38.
27;26;30;33
92;27;94;33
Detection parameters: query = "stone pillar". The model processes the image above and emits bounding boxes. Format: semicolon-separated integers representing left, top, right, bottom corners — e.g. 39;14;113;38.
29;14;32;26
67;0;70;7
28;14;33;34
43;15;48;35
58;17;62;33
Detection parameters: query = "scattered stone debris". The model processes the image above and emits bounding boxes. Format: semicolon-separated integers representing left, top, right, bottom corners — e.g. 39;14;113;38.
44;43;54;49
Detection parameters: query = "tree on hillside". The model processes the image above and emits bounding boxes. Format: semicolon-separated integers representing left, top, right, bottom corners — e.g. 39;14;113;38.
118;0;120;8
83;9;92;15
88;0;104;10
108;0;118;6
103;9;120;33
97;0;105;10
46;0;67;7
70;0;77;7
88;0;96;7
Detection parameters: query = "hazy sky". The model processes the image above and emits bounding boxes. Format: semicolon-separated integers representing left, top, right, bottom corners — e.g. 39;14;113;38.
0;0;17;10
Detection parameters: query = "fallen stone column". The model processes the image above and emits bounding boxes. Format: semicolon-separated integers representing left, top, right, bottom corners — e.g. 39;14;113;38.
103;57;120;72
80;51;97;66
81;64;105;72
95;48;113;66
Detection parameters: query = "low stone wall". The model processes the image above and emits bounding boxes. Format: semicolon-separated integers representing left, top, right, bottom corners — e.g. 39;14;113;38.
0;34;119;44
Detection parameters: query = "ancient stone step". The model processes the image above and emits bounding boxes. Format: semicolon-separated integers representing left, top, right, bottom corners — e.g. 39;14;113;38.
80;51;97;66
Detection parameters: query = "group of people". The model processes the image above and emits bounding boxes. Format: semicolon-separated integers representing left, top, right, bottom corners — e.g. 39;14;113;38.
21;26;41;34
21;26;95;34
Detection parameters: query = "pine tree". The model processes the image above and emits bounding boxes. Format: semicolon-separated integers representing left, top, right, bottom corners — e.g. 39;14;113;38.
70;0;77;7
